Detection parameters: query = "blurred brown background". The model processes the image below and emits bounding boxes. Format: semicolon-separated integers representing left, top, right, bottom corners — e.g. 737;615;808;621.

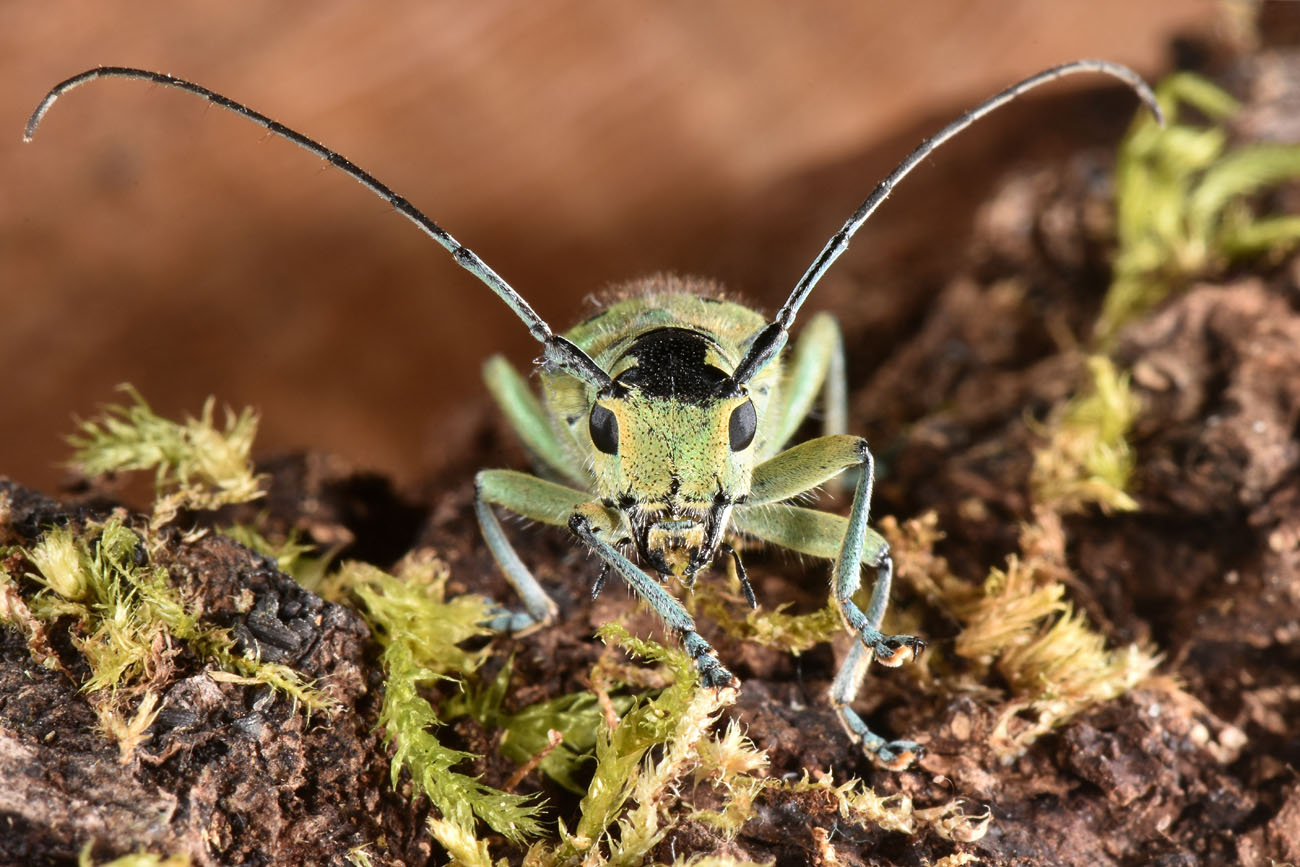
0;1;1220;494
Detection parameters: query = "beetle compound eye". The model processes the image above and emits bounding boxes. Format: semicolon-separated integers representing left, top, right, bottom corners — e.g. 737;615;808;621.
589;402;620;455
728;399;757;452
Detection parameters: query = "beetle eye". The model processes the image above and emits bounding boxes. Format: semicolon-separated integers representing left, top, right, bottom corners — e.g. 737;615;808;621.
728;399;757;452
589;402;619;455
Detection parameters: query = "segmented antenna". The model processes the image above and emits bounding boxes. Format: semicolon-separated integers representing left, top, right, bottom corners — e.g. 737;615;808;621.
732;59;1164;385
24;66;613;390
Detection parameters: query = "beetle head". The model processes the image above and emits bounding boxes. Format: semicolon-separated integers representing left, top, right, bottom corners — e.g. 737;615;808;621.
586;327;757;577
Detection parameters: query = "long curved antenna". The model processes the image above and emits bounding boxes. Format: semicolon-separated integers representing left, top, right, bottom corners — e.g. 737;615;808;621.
733;59;1164;385
25;66;613;390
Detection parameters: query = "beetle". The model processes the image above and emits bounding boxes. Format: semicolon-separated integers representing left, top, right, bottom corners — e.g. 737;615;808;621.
26;61;1160;769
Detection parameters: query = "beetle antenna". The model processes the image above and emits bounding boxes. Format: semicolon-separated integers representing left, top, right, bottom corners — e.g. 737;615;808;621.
25;66;613;389
733;59;1165;385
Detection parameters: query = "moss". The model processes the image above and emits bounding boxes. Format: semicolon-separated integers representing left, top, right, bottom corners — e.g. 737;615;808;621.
885;512;1160;758
495;625;779;865
562;624;715;858
1097;72;1300;344
219;523;334;591
78;843;190;866
448;656;637;793
333;555;544;845
773;774;991;843
697;594;842;655
344;846;376;867
18;517;335;757
68;385;264;530
1031;355;1141;515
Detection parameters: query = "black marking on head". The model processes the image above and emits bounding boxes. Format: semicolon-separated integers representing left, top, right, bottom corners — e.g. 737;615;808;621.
615;328;737;403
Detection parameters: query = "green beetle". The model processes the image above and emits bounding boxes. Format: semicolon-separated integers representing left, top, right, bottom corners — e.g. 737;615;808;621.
27;61;1160;769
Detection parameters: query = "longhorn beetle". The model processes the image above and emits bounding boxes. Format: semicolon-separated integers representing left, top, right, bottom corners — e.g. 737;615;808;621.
27;61;1161;770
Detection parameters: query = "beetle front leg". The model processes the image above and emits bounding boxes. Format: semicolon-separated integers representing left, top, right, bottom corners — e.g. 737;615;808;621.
475;469;592;634
832;439;926;668
569;504;736;690
829;640;924;770
742;435;925;767
762;312;848;456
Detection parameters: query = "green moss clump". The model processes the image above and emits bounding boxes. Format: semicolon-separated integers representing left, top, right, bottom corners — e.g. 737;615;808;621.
698;594;842;655
219;523;334;591
68;385;264;530
531;625;758;865
773;773;991;843
334;556;543;847
20;518;335;756
1031;355;1141;514
1098;72;1300;344
448;656;636;793
78;844;190;867
885;512;1160;758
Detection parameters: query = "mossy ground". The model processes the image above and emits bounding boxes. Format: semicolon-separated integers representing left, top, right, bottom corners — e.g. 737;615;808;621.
4;45;1300;867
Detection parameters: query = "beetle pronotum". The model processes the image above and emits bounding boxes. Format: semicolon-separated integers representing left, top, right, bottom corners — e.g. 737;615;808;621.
27;61;1160;769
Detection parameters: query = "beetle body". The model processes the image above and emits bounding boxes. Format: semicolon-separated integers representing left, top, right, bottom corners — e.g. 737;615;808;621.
474;273;927;765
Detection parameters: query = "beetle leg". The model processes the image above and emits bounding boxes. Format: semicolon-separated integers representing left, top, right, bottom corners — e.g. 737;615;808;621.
737;435;924;768
475;469;592;634
483;355;589;486
829;640;925;771
761;312;848;461
570;505;736;690
831;439;926;670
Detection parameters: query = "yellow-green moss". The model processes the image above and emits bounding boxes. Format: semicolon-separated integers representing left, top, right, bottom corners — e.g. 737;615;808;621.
1098;72;1300;344
332;555;543;844
1031;355;1141;514
698;594;842;655
69;385;264;530
448;656;637;794
219;523;334;591
885;512;1160;758
78;843;190;867
19;518;335;757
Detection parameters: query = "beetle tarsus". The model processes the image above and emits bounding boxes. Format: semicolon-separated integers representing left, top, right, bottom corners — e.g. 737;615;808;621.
868;632;926;668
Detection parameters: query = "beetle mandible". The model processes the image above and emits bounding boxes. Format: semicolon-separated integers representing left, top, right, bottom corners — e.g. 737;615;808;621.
26;61;1161;769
